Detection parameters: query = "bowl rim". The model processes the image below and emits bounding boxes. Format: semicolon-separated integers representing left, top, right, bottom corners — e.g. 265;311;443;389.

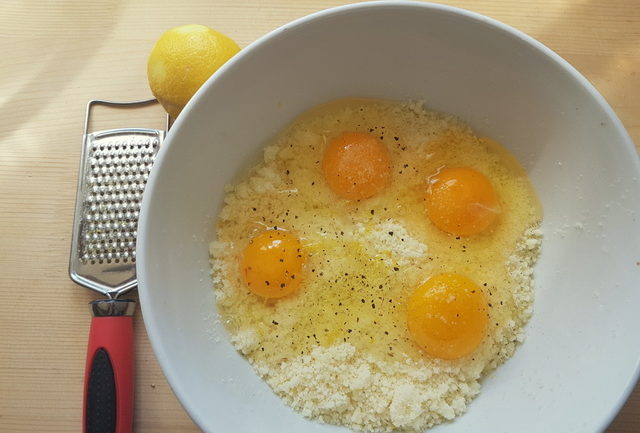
138;2;640;432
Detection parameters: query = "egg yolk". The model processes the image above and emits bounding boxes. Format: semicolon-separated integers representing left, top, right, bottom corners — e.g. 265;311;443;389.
407;273;488;360
242;229;304;299
425;167;500;236
322;132;392;200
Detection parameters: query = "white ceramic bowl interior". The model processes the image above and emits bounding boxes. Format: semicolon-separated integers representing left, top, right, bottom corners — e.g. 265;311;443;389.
138;2;640;433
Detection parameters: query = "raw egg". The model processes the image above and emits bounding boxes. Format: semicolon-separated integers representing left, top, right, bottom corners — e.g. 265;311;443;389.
425;167;500;236
407;273;488;360
241;229;304;299
322;131;392;200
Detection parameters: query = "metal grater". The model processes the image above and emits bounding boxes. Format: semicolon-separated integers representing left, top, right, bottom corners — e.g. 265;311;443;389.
70;98;166;298
70;99;167;433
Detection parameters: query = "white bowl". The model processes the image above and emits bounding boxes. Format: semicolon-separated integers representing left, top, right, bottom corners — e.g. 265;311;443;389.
138;2;640;432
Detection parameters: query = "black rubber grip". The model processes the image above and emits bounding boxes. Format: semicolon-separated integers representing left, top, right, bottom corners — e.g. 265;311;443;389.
86;348;116;433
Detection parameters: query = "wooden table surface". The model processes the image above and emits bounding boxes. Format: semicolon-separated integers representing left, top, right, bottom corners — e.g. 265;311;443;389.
1;1;638;432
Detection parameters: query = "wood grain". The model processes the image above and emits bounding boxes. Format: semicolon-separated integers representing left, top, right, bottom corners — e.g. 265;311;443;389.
0;1;638;432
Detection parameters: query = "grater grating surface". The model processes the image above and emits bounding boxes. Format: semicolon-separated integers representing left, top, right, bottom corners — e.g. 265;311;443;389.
70;99;165;298
80;130;159;264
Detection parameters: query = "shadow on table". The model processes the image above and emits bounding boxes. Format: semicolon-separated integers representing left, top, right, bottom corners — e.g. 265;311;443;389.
0;1;123;141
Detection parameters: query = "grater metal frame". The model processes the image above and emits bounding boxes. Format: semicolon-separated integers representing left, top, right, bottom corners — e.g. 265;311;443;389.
69;98;167;299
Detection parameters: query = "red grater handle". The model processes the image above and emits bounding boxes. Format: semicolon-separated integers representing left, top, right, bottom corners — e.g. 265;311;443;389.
83;299;135;433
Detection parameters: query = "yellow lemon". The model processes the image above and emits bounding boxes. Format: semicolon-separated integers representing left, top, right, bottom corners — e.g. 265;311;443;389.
147;24;240;119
